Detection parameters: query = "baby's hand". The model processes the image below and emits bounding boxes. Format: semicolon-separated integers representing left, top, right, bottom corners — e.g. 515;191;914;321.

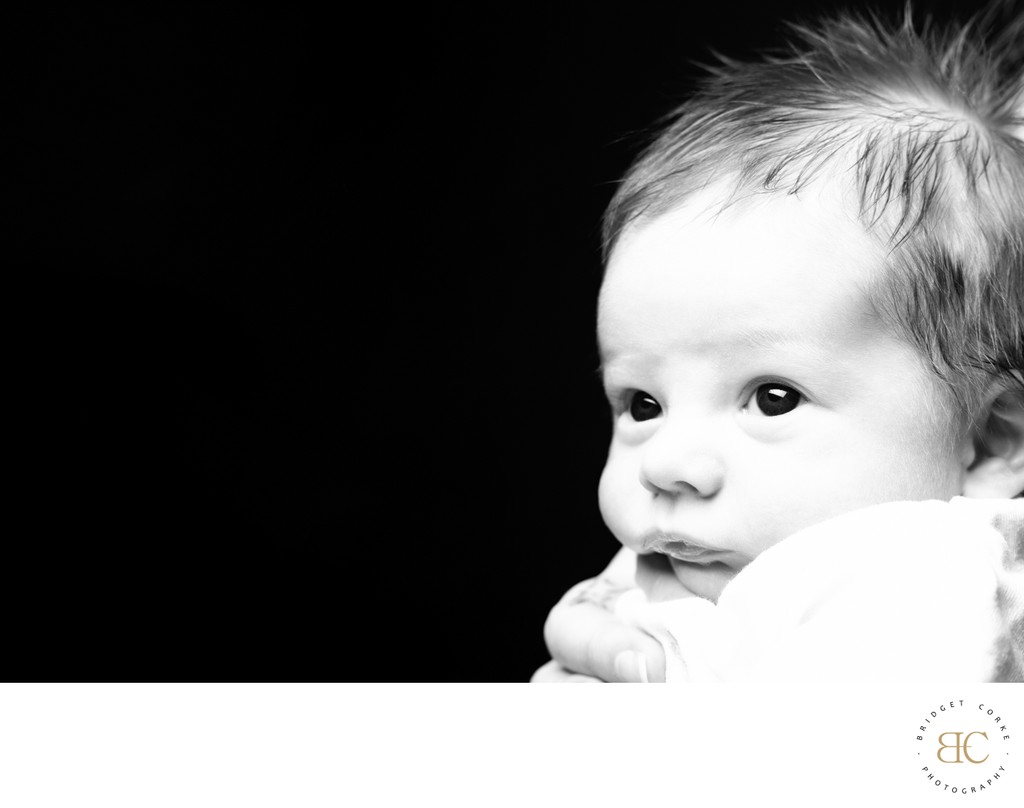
534;549;691;683
539;586;667;682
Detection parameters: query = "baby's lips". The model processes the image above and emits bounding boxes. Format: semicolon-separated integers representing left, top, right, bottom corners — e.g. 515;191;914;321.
668;556;738;602
659;541;722;563
635;552;695;602
640;529;725;562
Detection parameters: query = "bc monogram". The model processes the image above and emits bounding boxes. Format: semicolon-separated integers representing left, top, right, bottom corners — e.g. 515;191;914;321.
935;731;989;764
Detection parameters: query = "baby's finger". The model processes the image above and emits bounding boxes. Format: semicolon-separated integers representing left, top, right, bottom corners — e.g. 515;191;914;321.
544;601;667;682
530;660;603;683
589;621;667;683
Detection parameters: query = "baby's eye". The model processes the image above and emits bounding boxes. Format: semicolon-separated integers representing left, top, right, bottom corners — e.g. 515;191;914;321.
750;383;802;416
628;391;662;422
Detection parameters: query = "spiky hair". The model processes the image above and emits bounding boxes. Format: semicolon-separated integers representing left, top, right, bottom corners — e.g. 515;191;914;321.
603;3;1024;410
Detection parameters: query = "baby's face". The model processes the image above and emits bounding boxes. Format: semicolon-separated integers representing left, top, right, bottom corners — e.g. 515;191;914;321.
598;182;973;602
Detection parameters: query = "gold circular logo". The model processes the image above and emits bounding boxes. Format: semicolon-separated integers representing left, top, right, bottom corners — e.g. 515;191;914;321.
915;699;1013;795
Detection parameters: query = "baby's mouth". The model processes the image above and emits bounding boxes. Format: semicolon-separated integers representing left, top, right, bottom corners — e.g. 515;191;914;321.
666;556;738;603
657;541;723;565
640;531;729;565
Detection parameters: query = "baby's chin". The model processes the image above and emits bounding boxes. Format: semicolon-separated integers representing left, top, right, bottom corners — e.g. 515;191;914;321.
667;557;738;603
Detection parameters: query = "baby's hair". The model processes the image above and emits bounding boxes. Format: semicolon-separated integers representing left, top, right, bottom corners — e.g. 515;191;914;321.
603;2;1024;413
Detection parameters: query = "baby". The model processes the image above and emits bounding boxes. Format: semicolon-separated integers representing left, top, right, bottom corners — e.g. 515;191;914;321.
535;6;1024;682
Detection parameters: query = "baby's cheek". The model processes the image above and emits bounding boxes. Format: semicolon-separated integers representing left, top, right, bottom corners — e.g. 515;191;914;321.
861;413;965;499
739;444;886;543
598;451;643;550
854;374;969;498
814;428;961;511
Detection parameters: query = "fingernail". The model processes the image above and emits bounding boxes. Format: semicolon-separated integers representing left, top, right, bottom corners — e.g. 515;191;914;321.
614;650;649;683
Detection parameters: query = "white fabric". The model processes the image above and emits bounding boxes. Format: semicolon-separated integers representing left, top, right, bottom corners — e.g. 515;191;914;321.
613;498;1024;681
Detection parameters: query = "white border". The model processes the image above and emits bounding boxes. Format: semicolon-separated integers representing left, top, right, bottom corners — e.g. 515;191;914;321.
0;684;1020;806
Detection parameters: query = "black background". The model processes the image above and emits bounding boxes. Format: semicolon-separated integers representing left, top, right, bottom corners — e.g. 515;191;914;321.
8;0;1001;680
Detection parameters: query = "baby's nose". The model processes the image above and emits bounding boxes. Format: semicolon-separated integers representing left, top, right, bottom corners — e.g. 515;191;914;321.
638;416;724;498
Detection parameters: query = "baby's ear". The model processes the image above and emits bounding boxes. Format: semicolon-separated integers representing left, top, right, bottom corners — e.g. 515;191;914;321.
962;383;1024;498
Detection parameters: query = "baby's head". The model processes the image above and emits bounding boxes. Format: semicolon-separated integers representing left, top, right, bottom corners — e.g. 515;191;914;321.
596;9;1024;600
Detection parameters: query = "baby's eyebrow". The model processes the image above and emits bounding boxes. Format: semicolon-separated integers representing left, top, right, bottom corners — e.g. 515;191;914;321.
726;326;837;357
596;356;628;387
597;325;834;375
732;326;814;348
